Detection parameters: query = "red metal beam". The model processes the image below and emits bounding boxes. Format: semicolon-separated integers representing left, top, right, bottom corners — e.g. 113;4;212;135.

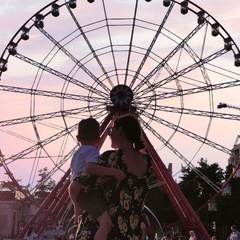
0;151;39;206
17;111;115;237
142;130;210;239
97;111;115;149
56;194;71;220
17;169;71;238
36;178;70;233
16;110;211;239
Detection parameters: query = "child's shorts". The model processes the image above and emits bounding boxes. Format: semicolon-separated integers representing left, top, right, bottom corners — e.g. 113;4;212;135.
78;189;107;219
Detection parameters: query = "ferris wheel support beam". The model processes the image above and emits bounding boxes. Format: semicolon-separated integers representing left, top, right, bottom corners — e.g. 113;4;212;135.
17;169;71;238
1;0;240;239
56;194;71;223
142;131;211;239
0;151;39;206
37;184;70;234
17;111;115;236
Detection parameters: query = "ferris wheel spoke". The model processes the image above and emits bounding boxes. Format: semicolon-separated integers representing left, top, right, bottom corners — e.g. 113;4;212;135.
123;0;139;85
134;67;239;106
29;145;78;193
0;84;106;103
0;128;36;144
101;2;121;85
154;79;240;101
4;123;78;164
88;108;109;121
183;42;213;89
140;118;221;192
38;24;113;93
66;5;115;89
137;48;227;98
134;78;240;105
133;22;207;93
142;104;240;121
130;3;175;89
141;110;232;155
0;104;107;127
13;53;108;98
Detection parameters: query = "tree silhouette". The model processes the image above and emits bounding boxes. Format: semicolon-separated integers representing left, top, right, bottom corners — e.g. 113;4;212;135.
33;167;56;203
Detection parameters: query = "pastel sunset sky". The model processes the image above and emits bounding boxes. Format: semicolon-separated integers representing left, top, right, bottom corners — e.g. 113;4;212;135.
0;0;240;190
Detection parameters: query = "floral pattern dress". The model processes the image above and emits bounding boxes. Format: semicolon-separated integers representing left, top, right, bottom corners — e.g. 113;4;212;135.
76;149;152;240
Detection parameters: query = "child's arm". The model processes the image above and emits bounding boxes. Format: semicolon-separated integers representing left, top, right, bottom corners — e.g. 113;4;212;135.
85;163;125;181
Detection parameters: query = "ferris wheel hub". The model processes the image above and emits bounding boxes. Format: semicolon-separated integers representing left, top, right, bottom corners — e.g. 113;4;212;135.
110;84;133;110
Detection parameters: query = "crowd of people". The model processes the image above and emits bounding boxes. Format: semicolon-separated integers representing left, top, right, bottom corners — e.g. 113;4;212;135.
25;212;240;240
24;226;38;240
229;225;240;240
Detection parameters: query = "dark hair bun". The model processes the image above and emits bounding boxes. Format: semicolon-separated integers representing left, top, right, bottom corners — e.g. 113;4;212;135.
134;139;145;151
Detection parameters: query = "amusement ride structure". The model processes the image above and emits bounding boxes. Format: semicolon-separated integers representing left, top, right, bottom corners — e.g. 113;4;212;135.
1;0;240;239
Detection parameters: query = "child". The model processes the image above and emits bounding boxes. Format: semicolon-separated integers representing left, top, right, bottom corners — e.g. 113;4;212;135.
68;118;125;240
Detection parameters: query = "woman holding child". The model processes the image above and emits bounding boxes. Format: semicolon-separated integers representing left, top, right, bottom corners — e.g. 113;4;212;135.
75;114;152;239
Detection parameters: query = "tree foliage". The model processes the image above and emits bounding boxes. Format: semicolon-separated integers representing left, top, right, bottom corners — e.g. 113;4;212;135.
179;158;224;209
178;158;240;239
142;157;240;240
145;169;178;227
33;167;56;203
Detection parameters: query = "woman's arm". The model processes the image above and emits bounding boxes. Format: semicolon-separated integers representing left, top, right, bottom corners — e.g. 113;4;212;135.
85;162;125;181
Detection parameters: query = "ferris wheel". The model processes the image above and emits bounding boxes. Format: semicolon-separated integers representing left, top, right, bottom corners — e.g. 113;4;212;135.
1;0;240;238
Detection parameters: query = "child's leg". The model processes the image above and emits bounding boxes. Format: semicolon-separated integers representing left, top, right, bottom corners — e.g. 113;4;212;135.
94;211;112;240
68;181;83;224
